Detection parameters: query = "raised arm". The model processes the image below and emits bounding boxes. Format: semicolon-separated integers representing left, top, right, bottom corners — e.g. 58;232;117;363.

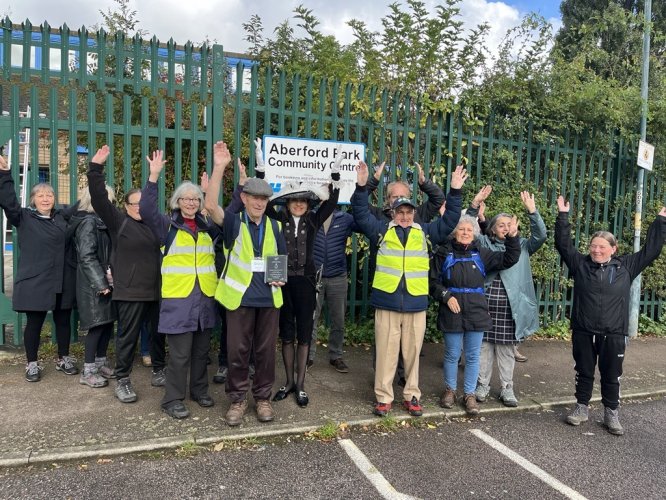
622;207;666;279
415;163;446;222
520;191;547;255
313;149;343;227
139;150;170;243
203;141;230;226
365;161;385;193
88;145;123;233
0;155;23;227
351;160;385;243
426;164;466;244
554;195;583;271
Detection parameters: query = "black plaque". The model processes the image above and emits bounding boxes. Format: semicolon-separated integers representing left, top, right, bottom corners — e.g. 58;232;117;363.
264;255;288;283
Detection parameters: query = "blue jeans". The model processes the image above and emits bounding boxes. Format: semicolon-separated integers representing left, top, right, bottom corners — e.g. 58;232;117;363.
443;331;484;394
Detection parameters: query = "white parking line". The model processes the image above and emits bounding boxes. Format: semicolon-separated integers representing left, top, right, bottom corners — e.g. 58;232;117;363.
470;429;588;500
338;439;420;500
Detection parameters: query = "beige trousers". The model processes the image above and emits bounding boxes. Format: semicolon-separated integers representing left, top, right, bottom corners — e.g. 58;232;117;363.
374;309;426;404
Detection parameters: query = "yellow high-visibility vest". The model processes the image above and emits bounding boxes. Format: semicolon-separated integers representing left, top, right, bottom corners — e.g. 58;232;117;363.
215;216;283;311
161;228;217;298
373;224;429;296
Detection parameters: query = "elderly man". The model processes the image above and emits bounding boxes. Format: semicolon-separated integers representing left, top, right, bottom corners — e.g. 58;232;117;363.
205;160;287;427
351;160;466;417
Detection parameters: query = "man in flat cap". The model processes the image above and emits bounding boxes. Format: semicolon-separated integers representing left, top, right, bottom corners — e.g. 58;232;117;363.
205;151;287;426
351;160;466;418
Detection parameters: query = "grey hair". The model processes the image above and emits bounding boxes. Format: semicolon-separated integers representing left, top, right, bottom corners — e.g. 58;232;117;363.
386;180;411;198
78;185;115;213
28;183;55;209
169;181;203;211
450;214;481;240
590;231;617;248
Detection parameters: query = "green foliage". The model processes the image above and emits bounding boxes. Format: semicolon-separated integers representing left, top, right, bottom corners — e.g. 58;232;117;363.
311;421;339;440
638;314;666;337
534;319;571;339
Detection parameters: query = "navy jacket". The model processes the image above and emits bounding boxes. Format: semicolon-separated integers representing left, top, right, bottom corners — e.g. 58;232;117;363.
313;210;359;278
352;184;462;312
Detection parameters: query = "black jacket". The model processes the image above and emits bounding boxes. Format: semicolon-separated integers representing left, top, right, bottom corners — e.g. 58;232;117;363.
87;162;161;302
70;212;117;330
555;212;666;337
0;170;77;312
430;236;520;333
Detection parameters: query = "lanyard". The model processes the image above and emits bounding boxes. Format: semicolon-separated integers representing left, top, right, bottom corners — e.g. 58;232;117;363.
244;212;264;255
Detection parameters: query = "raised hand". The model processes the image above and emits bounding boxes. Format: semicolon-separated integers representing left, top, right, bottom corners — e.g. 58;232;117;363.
478;201;486;222
508;216;519;237
373;161;386;181
520;191;536;214
237;158;248;185
0;155;8;171
557;195;570;213
356;161;369;187
200;171;209;194
332;149;344;175
91;145;111;165
450;164;468;190
146;150;166;181
472;185;492;208
254;138;265;171
415;163;426;184
213;141;231;171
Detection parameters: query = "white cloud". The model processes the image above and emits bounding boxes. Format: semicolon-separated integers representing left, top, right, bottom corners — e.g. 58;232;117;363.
5;0;560;54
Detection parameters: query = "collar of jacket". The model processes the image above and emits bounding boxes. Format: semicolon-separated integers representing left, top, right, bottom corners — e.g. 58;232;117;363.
387;220;422;231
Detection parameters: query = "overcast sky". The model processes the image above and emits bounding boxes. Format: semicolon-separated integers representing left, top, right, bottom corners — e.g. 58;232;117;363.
4;0;562;55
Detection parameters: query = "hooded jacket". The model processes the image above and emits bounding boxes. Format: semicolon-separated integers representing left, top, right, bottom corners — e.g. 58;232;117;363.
555;211;666;337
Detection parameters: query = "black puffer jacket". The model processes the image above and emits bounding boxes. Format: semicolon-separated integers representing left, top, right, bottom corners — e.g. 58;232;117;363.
70;212;116;330
430;236;520;333
555;211;666;337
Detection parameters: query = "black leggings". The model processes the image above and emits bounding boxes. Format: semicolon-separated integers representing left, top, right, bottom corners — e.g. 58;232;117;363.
84;323;114;363
23;304;72;362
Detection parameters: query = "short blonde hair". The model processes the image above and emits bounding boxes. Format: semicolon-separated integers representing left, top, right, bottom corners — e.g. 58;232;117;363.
78;185;115;213
29;183;55;209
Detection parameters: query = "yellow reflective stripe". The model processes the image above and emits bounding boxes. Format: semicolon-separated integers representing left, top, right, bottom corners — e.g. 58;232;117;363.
229;253;252;272
404;270;429;279
375;265;403;277
162;265;195;274
195;265;217;274
224;276;247;293
197;244;215;254
167;245;196;255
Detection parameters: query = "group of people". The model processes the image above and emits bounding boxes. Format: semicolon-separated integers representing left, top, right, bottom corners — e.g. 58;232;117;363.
1;139;664;436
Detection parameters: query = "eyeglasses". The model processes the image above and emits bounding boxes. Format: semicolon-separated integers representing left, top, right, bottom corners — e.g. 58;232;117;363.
126;202;140;207
178;197;201;205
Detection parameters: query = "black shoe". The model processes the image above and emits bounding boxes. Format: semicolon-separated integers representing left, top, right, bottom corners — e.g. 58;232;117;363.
397;376;407;387
306;359;314;371
330;358;349;373
213;366;227;384
191;394;215;408
295;390;309;407
151;368;166;387
272;385;295;401
163;402;190;419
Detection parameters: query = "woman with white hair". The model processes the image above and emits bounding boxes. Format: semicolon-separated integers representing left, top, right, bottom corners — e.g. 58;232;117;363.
430;213;520;415
0;154;79;382
139;149;225;419
69;185;117;388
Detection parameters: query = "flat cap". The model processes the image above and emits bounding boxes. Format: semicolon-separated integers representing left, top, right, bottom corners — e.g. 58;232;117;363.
242;177;274;197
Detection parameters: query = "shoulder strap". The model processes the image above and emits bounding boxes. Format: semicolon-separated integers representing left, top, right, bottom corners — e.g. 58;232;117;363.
162;225;179;257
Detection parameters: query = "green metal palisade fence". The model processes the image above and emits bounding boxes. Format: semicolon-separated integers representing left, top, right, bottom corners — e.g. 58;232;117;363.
0;19;663;345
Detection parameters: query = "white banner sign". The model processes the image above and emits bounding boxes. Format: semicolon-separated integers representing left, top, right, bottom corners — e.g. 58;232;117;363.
262;136;365;204
637;140;654;171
